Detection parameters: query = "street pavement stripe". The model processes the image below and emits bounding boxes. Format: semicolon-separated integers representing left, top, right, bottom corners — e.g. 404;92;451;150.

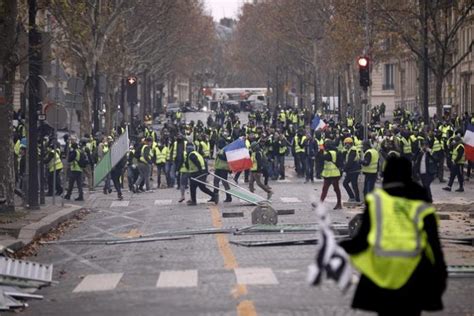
280;197;301;203
234;267;279;285
197;198;210;204
154;199;172;205
276;179;291;183
110;200;130;207
73;273;123;293
156;270;198;288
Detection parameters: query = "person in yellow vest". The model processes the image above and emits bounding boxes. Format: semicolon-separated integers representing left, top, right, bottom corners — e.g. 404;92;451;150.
44;142;63;196
153;138;169;189
293;129;307;177
249;142;273;200
64;138;84;201
361;140;379;196
134;137;153;193
342;138;361;203
319;140;342;209
443;136;465;192
178;150;189;203
431;130;446;182
186;144;216;205
340;156;446;315
211;140;232;203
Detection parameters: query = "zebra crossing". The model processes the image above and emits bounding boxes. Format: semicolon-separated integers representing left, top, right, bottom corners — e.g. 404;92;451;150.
72;267;283;293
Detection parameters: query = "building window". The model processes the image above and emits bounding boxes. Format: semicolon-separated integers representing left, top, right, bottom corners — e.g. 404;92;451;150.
383;64;394;90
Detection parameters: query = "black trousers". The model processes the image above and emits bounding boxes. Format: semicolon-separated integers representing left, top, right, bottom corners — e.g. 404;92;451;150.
343;172;360;201
420;173;434;202
189;172;214;202
47;170;62;195
363;173;377;196
156;163;166;187
213;169;231;200
447;164;464;188
111;171;122;197
66;171;83;197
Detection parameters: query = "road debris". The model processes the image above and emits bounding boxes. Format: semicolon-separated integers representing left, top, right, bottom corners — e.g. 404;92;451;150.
230;235;349;247
447;265;474;278
0;256;52;311
105;235;191;245
222;212;244;218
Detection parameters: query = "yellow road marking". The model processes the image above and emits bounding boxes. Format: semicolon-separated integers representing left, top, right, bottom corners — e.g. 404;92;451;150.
115;228;143;238
237;300;258;316
208;205;258;316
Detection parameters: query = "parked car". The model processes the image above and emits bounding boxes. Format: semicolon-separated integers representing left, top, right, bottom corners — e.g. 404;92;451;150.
223;101;241;113
165;103;181;117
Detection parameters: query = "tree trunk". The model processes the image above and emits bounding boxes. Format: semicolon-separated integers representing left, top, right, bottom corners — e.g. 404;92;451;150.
346;64;354;110
0;0;17;212
435;73;444;118
81;74;93;136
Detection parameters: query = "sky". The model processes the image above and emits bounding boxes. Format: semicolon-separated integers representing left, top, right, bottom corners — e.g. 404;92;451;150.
204;0;245;22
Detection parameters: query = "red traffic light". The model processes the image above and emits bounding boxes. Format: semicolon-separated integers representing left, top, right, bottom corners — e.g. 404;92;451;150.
127;76;137;85
358;56;369;68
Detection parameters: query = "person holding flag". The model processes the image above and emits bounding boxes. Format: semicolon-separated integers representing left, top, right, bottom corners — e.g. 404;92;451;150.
340;157;447;316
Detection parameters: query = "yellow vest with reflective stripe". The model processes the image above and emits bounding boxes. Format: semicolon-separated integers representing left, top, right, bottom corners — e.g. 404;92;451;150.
321;150;340;178
201;141;210;158
350;189;436;290
251;152;258;171
187;151;205;173
154;146;169;164
400;137;412;154
180;152;188;173
452;143;465;165
294;135;307;153
139;145;150;163
48;149;63;172
361;148;379;174
71;149;82;172
432;139;442;153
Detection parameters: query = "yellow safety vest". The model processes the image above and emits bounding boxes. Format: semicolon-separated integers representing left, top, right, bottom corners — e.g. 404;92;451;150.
294;135;307;153
350;189;436;290
71;149;82;172
179;152;188;173
361;148;379;174
432;139;442;153
452;144;465;165
154;146;169;164
347;117;354;127
400;137;412;154
321;150;340;178
187;151;205;173
48;149;63;172
214;150;229;171
201;141;210;158
251;152;258;171
139;145;150;164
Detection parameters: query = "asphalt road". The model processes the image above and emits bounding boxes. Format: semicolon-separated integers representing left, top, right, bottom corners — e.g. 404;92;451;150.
20;112;474;316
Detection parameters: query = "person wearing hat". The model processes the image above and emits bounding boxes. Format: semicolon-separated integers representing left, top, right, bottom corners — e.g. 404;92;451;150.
340;156;447;315
185;144;216;205
319;139;342;209
249;141;273;200
443;135;465;192
361;140;379;196
342;137;361;203
134;137;153;192
415;140;438;202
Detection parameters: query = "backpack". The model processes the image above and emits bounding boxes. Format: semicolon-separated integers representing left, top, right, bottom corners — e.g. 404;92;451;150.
78;149;89;168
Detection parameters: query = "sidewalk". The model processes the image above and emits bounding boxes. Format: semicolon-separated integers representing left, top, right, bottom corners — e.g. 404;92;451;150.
0;197;85;251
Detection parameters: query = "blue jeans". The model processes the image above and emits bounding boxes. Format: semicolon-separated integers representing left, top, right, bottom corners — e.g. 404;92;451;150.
363;173;377;196
165;162;175;187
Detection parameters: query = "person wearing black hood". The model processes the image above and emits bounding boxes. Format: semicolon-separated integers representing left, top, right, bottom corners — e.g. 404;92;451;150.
340;157;447;316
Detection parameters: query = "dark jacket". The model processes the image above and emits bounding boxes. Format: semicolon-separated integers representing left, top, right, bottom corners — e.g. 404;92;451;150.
344;147;360;173
340;182;447;314
414;150;437;175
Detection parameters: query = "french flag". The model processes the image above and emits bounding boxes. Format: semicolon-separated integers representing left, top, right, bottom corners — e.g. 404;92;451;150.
464;123;474;161
311;115;327;131
224;138;253;172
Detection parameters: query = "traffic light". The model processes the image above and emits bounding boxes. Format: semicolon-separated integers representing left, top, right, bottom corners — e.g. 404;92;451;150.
126;75;138;103
358;56;370;90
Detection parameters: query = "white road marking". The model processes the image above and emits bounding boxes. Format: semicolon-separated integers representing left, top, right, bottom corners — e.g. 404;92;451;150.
110;200;129;207
280;197;302;203
276;179;291;183
197;198;210;204
234;267;279;285
156;270;198;288
154;199;172;205
73;273;123;293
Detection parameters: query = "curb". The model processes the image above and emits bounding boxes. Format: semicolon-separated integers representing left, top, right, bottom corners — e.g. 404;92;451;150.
2;204;85;252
